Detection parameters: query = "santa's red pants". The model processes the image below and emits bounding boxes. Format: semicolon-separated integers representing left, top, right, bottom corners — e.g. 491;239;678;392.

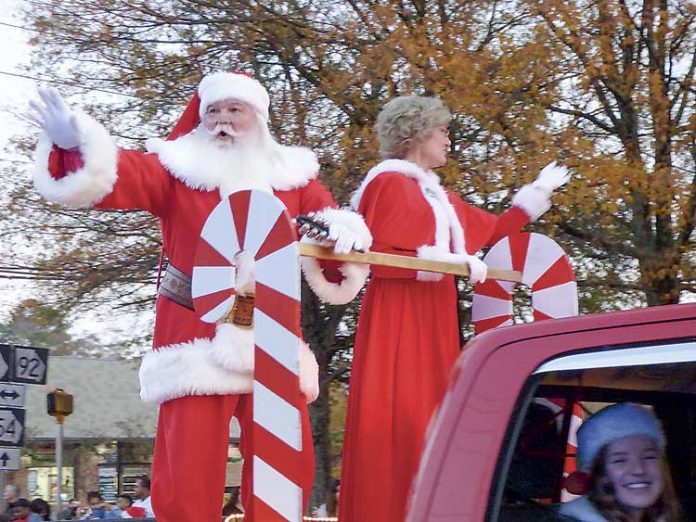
150;393;315;521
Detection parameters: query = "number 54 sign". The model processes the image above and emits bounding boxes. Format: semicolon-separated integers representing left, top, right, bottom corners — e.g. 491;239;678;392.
0;345;49;385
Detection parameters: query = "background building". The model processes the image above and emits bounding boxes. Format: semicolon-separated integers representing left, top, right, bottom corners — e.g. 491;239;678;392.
4;355;241;505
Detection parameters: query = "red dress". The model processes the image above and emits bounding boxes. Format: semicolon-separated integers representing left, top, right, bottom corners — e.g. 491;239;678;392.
339;159;529;522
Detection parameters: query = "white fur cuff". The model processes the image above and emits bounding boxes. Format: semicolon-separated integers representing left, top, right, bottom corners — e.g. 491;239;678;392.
301;255;369;304
211;323;255;373
512;184;552;221
415;245;466;282
299;342;319;404
33;113;118;208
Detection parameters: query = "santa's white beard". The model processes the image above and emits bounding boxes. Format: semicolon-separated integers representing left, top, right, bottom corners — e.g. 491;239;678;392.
188;126;276;196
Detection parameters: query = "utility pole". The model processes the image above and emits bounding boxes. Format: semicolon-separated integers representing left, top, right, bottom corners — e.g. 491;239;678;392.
47;388;73;517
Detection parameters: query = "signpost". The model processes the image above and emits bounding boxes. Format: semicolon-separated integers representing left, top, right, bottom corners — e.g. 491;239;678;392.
0;343;51;512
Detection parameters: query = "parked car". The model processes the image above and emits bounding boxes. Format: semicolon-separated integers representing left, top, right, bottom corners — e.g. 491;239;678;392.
407;302;696;521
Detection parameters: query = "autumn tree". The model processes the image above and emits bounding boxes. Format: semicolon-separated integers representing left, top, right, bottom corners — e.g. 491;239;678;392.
526;0;696;306
4;0;695;508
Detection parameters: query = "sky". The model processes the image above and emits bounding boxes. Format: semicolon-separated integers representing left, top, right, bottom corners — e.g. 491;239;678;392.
0;1;32;157
0;2;156;350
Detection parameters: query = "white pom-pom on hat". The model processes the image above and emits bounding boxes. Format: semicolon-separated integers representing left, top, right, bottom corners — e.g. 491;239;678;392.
576;403;666;471
197;71;270;121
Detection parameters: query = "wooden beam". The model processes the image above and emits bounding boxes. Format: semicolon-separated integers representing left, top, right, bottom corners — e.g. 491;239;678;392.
299;244;522;283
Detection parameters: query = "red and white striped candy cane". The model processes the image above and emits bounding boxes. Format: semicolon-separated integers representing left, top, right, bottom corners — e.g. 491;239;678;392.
472;232;578;334
193;190;304;521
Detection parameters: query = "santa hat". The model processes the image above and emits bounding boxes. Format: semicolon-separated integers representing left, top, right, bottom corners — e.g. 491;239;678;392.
198;71;269;121
165;71;269;141
576;403;665;471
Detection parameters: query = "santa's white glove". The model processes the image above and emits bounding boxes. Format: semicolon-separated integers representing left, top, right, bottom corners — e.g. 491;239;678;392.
29;87;82;150
512;161;571;221
464;254;488;285
328;222;364;255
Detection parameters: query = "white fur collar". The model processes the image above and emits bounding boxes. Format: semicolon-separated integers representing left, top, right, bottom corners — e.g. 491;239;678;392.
145;130;319;195
351;159;466;254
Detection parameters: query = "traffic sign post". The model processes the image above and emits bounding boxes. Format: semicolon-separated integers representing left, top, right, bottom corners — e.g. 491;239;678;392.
48;388;73;518
0;343;50;504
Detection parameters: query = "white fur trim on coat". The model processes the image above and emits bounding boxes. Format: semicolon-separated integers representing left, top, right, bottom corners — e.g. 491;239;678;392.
415;245;467;282
351;159;467;256
139;337;253;404
300;207;372;304
352;159;469;282
511;184;551;221
145;131;319;194
299;341;319;403
301;253;370;304
139;329;320;405
211;323;255;373
33;113;118;208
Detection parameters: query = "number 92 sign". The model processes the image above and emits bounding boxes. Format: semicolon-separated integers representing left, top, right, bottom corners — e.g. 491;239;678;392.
0;345;49;385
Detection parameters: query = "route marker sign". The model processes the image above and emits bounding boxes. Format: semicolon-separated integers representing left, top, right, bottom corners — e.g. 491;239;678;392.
0;344;49;385
0;383;26;408
0;408;24;446
0;447;21;471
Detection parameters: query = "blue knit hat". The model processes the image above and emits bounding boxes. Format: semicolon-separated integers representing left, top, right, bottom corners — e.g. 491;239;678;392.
576;403;666;471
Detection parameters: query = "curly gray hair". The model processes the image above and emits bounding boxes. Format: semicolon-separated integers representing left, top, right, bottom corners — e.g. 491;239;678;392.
375;95;452;159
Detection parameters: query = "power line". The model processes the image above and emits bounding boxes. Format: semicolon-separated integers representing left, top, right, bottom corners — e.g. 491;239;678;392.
0;21;37;33
0;70;138;98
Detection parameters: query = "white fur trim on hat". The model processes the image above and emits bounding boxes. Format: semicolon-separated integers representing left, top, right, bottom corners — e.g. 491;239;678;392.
198;72;270;121
576;403;666;471
33;112;118;208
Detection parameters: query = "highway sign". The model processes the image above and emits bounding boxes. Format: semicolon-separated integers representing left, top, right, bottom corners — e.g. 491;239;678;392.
0;408;24;446
0;345;9;381
0;383;25;408
0;344;49;385
0;447;21;471
13;346;48;384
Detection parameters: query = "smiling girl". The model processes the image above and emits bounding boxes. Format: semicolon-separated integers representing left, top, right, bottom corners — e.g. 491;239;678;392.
559;403;680;522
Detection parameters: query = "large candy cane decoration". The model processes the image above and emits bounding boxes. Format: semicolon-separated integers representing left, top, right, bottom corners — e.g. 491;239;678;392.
472;232;578;334
193;190;304;521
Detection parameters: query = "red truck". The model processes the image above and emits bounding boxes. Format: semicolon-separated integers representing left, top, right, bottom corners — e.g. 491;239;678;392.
407;302;696;521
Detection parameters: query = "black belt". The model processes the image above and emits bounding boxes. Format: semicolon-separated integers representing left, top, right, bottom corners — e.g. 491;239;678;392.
158;264;194;310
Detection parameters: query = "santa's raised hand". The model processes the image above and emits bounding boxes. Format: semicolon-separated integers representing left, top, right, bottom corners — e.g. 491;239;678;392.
29;87;82;150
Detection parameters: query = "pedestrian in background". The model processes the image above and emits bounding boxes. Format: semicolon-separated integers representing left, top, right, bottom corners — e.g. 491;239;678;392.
28;499;51;521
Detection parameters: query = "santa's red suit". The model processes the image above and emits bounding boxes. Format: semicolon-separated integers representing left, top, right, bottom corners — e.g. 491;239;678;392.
32;73;370;522
338;159;540;522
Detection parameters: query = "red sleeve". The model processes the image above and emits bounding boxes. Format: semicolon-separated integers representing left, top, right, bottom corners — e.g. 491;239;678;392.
358;173;435;279
298;178;343;283
94;150;172;217
299;178;338;213
46;146;172;217
449;193;530;253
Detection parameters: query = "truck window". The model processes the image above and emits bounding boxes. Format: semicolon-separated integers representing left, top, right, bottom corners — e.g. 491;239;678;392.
490;339;696;522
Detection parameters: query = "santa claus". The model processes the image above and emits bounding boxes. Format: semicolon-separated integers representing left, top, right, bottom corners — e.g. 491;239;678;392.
30;71;372;521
